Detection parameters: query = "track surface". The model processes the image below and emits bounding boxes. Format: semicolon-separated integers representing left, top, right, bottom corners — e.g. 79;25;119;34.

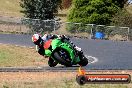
0;34;132;71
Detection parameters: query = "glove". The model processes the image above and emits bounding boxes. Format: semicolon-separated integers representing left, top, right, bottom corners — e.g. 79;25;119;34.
59;35;69;40
44;55;49;58
56;35;63;39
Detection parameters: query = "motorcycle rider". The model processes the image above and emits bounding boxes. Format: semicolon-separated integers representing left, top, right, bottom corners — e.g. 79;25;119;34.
32;34;82;65
32;33;82;57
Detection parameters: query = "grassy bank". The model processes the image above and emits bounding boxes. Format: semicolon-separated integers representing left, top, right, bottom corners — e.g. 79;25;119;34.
0;0;23;17
0;44;47;67
0;72;132;88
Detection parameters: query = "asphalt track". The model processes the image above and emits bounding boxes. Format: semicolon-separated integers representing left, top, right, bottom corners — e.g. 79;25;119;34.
0;33;132;71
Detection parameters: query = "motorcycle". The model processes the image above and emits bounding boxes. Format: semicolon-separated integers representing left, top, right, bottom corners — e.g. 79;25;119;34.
43;37;88;67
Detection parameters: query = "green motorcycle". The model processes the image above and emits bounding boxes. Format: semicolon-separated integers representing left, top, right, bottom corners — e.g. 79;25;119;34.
43;37;88;67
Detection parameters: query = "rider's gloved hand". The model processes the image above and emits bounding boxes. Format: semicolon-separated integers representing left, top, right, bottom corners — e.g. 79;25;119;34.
44;55;49;58
57;35;62;39
60;35;70;40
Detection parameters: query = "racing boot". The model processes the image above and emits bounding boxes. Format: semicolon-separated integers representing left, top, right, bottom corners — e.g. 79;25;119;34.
74;46;84;57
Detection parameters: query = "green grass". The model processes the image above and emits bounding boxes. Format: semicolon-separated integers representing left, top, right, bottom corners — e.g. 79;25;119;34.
0;44;46;67
0;51;12;65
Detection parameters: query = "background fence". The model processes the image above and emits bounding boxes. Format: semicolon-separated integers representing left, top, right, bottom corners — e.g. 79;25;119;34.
0;16;132;41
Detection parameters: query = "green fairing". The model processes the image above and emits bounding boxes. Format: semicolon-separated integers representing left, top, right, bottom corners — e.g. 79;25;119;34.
59;43;80;64
45;38;80;64
44;39;61;57
45;50;52;56
51;39;62;50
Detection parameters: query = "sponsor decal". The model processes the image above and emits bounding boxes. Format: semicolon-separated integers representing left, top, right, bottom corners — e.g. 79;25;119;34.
76;67;131;85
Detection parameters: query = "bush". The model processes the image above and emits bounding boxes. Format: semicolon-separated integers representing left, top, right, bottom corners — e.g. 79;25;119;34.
67;0;120;32
66;22;94;34
111;9;132;28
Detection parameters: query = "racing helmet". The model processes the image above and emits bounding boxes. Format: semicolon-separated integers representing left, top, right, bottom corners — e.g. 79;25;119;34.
32;34;43;45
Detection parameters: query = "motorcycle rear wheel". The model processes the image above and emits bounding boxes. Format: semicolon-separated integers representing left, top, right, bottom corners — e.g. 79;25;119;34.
53;51;72;67
48;57;58;67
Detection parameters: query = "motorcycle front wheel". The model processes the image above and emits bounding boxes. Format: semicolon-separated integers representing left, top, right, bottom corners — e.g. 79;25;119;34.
79;56;88;66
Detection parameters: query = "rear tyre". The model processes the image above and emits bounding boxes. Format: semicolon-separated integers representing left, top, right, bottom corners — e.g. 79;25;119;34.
53;52;72;67
48;57;58;67
79;56;88;66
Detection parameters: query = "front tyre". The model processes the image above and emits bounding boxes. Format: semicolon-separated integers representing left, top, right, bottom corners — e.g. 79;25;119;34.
53;52;72;67
79;56;88;66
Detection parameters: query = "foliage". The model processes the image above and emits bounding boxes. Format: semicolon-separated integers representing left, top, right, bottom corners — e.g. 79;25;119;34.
68;0;120;25
61;0;72;9
20;0;61;33
21;18;60;33
112;0;128;8
67;0;129;33
111;8;132;40
111;9;132;28
20;0;61;20
66;23;88;33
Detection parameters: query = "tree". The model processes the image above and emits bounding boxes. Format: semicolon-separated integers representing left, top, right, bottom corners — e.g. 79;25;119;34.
112;0;128;8
20;0;61;20
61;0;72;9
111;9;132;28
68;0;124;25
